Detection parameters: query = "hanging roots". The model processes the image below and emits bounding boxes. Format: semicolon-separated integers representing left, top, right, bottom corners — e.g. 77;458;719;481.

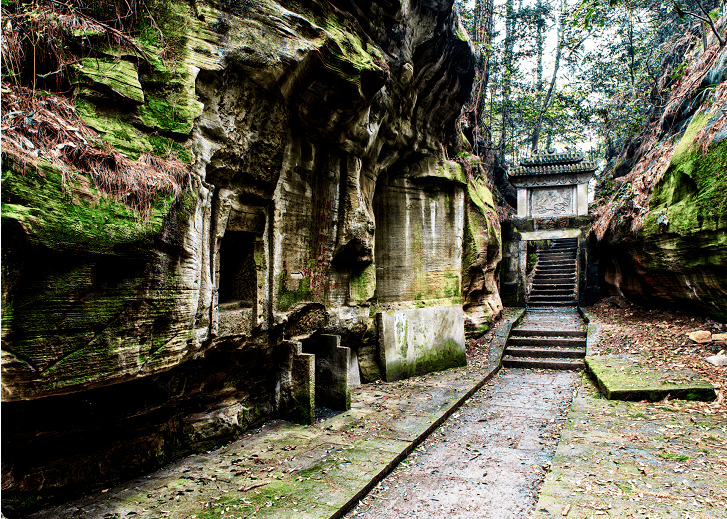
2;82;190;217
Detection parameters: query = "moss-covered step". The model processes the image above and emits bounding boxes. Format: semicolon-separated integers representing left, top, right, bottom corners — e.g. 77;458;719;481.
585;355;716;402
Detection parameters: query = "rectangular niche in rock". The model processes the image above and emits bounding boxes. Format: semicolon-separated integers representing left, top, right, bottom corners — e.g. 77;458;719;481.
217;230;261;337
218;231;257;307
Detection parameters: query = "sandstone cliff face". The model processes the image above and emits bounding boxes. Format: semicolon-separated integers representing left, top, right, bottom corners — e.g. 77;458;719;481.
593;28;727;320
1;0;501;508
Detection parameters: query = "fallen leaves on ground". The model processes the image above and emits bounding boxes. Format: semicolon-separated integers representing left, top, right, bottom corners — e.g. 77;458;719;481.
589;299;726;415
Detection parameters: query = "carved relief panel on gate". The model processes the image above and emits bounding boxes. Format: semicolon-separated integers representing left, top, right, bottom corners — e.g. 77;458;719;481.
529;187;575;217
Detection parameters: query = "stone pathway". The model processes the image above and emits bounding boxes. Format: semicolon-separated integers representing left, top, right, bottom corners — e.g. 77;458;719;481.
532;378;727;519
19;305;725;519
22;314;522;519
345;368;581;519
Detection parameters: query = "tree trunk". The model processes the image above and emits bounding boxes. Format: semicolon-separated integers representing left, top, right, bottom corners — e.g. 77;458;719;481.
468;0;494;156
530;0;565;154
499;0;516;163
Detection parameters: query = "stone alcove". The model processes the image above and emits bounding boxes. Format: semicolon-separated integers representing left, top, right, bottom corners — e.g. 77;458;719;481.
214;191;268;338
218;231;258;308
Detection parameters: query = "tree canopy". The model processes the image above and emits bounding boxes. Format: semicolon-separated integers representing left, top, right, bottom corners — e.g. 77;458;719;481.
456;0;726;173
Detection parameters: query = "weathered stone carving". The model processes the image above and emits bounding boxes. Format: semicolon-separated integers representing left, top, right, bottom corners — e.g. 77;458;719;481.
510;172;592;187
531;187;575;217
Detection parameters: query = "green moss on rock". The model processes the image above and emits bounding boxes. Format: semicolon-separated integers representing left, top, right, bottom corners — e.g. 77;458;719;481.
586;355;716;402
385;339;467;381
1;160;172;254
71;57;145;104
350;263;376;304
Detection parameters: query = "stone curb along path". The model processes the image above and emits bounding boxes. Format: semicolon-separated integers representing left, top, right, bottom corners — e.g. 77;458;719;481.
27;310;525;519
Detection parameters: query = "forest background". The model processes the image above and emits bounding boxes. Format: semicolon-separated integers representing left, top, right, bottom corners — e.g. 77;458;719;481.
456;0;727;201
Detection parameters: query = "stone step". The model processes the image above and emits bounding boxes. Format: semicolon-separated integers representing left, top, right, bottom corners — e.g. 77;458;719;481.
533;272;575;278
530;286;574;291
542;253;576;258
527;301;578;307
504;346;586;358
511;329;586;338
537;263;576;269
527;298;579;305
538;258;576;264
502;356;585;370
534;267;575;273
529;290;575;297
533;279;576;292
539;250;576;255
527;292;575;303
507;336;587;348
533;277;576;290
538;259;576;264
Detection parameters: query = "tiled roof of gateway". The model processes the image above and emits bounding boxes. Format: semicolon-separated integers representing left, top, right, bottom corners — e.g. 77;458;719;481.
509;152;597;177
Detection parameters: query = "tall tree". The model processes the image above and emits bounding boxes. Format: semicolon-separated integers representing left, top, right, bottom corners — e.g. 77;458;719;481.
498;0;516;162
470;0;495;156
531;0;565;153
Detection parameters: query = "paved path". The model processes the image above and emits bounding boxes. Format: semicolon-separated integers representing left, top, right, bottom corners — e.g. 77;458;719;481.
532;380;727;519
22;306;725;519
344;369;580;519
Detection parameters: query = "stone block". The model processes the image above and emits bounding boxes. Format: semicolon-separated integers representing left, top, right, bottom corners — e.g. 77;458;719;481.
688;330;712;343
217;307;253;337
706;354;727;366
277;341;315;424
311;334;352;411
585;355;716;402
377;305;466;382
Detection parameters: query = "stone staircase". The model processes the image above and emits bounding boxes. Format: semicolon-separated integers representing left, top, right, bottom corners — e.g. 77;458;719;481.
502;307;587;370
527;238;578;306
503;239;586;370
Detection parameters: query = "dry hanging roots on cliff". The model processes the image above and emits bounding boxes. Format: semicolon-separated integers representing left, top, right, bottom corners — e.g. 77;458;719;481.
1;82;189;216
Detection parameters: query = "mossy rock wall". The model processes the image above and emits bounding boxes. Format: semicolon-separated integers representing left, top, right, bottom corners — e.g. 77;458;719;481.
462;177;503;333
602;99;727;320
1;0;492;510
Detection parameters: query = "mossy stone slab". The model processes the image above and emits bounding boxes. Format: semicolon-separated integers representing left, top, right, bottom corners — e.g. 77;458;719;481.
72;58;144;104
585;355;716;402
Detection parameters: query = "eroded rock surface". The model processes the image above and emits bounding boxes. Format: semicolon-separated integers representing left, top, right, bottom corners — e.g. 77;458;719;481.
0;0;502;511
595;41;727;320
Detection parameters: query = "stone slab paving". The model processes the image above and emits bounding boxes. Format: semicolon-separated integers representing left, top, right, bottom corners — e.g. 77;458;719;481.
24;312;524;519
532;377;727;519
585;355;716;402
344;368;581;519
